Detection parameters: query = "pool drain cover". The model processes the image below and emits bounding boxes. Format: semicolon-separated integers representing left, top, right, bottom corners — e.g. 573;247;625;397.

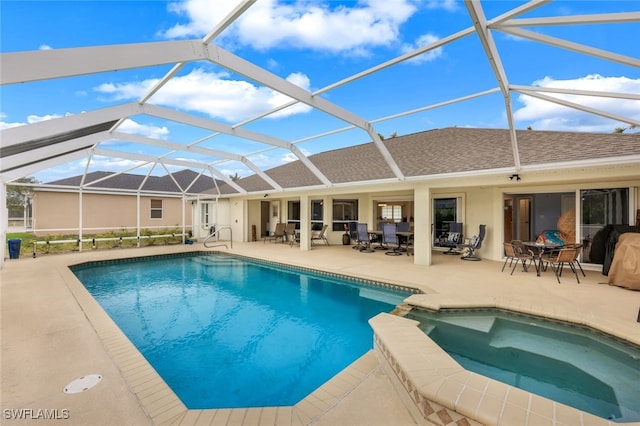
63;374;102;394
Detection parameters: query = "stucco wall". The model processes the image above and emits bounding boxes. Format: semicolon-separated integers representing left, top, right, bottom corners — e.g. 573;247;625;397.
32;191;192;236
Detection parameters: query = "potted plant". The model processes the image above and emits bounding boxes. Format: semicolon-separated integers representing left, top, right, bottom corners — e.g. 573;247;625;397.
342;224;351;245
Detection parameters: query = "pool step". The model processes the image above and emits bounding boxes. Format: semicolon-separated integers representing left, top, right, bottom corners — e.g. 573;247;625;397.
437;315;496;334
189;256;243;268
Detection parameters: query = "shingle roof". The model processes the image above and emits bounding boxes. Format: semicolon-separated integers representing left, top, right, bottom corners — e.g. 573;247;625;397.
224;127;640;193
46;169;217;194
44;127;640;196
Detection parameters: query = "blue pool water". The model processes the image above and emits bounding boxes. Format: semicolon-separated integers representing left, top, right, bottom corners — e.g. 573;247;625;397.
72;253;412;409
406;309;640;422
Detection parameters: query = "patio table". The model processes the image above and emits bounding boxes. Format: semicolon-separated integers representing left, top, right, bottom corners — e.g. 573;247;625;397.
523;242;562;276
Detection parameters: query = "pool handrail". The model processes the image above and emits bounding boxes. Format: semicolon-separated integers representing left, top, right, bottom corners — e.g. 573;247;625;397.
204;226;232;249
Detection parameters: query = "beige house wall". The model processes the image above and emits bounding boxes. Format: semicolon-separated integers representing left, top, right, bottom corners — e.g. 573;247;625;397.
33;191;193;236
30;163;639;260
235;163;640;264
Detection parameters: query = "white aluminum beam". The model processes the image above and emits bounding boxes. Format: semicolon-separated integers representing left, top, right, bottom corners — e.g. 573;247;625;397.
93;148;247;194
111;132;241;161
0;150;91;182
495;12;640;27
0;103;136;147
1;40;207;85
498;27;640;69
512;89;640;127
202;0;257;44
1;133;108;172
110;131;283;191
140;104;332;187
466;0;521;170
510;85;640;101
205;44;405;180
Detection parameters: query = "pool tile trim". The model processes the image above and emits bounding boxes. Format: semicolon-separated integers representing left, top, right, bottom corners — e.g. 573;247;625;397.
70;250;423;296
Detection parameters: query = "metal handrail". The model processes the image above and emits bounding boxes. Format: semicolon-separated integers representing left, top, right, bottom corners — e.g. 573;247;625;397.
203;226;232;249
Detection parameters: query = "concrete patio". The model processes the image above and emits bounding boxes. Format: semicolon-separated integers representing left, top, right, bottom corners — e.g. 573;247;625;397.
2;241;639;425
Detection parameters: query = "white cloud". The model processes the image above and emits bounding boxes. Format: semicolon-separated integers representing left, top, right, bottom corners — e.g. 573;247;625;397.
39;44;53;50
513;74;640;132
163;0;418;54
117;118;170;139
94;68;312;122
424;0;459;12
27;113;64;123
1;113;65;130
400;33;443;64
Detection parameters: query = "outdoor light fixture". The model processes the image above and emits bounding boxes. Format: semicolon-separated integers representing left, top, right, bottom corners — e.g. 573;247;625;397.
508;174;521;181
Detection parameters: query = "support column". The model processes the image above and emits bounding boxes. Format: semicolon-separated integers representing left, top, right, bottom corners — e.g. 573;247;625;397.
413;185;432;266
1;180;7;268
300;194;310;251
136;192;141;247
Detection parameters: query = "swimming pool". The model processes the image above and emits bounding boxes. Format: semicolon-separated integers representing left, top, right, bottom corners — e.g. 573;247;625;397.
405;309;640;423
72;252;415;409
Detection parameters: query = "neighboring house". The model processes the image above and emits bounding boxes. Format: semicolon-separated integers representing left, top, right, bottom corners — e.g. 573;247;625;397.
32;169;216;237
29;128;640;268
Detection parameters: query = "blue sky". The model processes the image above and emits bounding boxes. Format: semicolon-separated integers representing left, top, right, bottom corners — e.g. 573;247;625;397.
1;0;639;183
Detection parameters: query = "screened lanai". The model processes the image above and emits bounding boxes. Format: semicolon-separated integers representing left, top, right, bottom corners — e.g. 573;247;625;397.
1;0;640;266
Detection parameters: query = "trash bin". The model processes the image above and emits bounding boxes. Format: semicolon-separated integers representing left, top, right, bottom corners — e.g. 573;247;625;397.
8;239;21;259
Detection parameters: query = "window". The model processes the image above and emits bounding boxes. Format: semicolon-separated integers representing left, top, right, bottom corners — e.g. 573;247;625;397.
332;199;358;231
433;197;458;243
201;203;210;227
288;201;300;229
311;200;323;231
150;199;163;219
580;188;629;263
380;204;403;222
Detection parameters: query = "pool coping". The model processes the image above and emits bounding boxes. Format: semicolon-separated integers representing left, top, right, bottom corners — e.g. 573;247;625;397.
370;296;640;426
62;251;420;425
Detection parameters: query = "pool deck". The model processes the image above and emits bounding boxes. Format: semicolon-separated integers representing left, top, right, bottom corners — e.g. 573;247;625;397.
1;241;639;426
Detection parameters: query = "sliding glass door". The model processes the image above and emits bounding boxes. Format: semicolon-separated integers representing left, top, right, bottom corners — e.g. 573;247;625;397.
433;197;460;245
580;188;629;263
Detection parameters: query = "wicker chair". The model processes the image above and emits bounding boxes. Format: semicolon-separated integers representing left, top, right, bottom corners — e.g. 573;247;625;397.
502;242;536;274
543;247;581;283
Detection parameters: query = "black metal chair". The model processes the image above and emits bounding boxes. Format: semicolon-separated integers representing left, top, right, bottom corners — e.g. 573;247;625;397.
460;224;486;261
439;222;463;254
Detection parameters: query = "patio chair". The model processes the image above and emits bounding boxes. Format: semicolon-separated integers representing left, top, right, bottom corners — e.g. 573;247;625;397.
460;224;486;261
284;223;296;244
543;247;581;284
349;222;360;249
311;224;329;245
356;223;374;253
264;223;286;243
396;221;410;248
382;222;402;256
563;243;586;277
502;242;536;274
439;222;463;255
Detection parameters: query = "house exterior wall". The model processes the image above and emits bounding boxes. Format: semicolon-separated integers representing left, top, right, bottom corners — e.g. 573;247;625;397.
226;163;639;264
32;191;192;236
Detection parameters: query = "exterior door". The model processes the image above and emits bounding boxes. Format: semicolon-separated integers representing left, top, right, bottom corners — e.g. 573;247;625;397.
518;197;532;241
